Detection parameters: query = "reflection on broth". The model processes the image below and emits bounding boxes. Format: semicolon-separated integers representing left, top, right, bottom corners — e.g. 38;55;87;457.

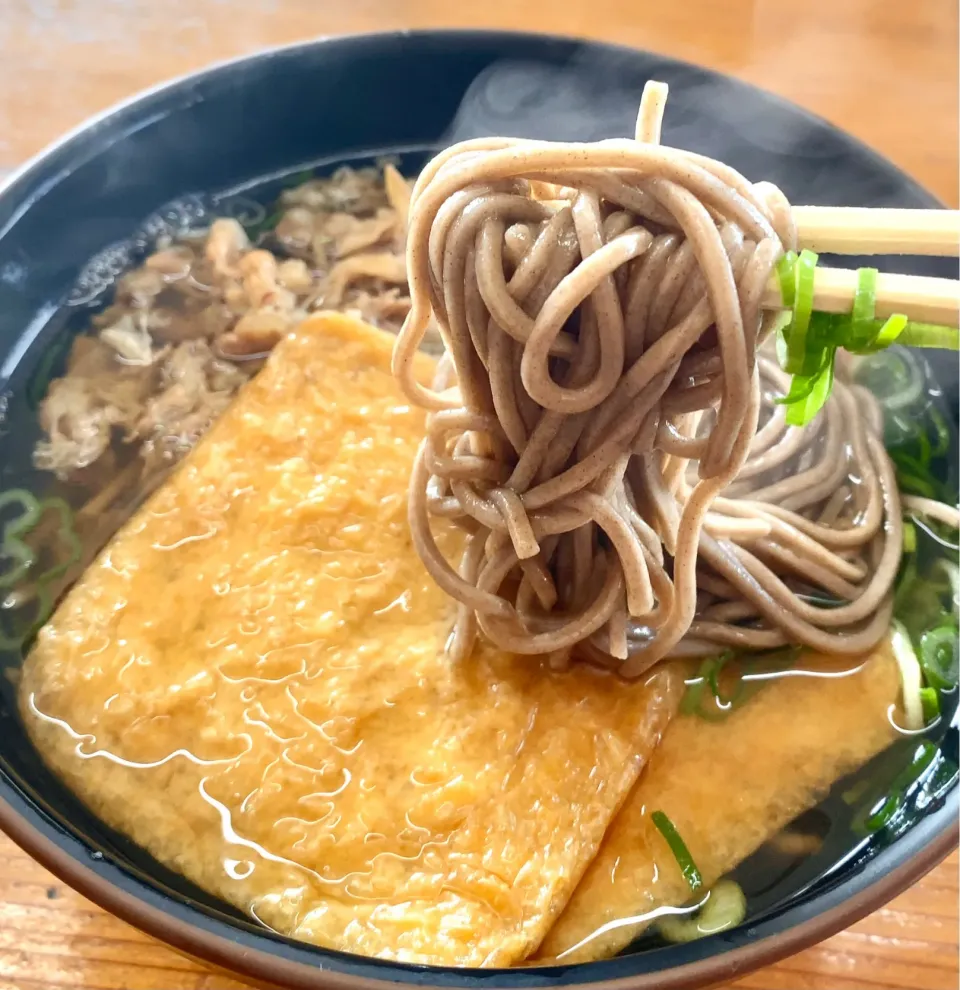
5;101;959;970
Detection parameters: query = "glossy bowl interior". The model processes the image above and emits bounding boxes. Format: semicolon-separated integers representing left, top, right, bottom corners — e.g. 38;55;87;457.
0;29;957;990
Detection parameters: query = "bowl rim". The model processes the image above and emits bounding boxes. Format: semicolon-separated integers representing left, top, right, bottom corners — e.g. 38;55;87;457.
0;26;957;990
1;781;957;990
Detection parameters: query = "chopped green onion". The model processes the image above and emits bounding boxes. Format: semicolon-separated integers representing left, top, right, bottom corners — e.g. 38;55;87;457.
784;349;835;427
0;491;82;591
651;810;703;893
244;208;285;240
657;879;747;943
929;409;951;459
897;322;960;350
0;489;82;652
916;428;933;471
893;555;919;614
855;741;938;835
894;546;958;651
680;652;764;720
0;489;42;526
846;314;921;353
0;534;34;589
937;560;959;609
863;792;901;833
849;267;878;350
680;685;705;716
919;686;940;724
775;251;958;426
0;489;42;589
871;313;908;350
841;779;871;806
894;467;938;499
783;249;819;374
902;522;917;554
680;656;721;716
919;623;959;691
705;652;731;703
776;251;797;309
774;345;830;406
282;168;315;189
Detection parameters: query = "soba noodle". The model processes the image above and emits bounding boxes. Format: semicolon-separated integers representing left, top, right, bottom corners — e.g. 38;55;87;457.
392;82;902;676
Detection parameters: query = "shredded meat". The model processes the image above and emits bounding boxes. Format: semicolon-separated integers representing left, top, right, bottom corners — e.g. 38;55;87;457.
98;313;158;366
205;218;250;278
342;287;413;329
34;338;156;479
33;165;416;488
383;163;412;234
280;165;389;214
322;252;408;307
136;341;249;470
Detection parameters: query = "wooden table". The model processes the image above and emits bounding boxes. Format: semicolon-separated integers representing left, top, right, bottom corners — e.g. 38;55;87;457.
0;2;957;989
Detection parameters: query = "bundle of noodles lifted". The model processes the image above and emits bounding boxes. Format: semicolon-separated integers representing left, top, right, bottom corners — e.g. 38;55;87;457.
393;81;906;673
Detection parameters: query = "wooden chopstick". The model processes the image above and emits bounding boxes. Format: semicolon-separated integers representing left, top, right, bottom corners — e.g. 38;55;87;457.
762;266;960;327
540;196;960;327
794;206;960;257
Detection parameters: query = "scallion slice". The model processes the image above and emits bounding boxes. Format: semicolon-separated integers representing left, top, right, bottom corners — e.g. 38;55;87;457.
871;313;909;350
897;322;960;350
919;686;940;724
849;266;878;350
657;879;747;943
35;497;82;584
776;251;798;308
651;810;703;893
0;489;42;589
855;741;938;835
774;250;957;426
919;622;959;691
0;585;52;652
902;522;917;553
784;350;835;427
783;249;819;374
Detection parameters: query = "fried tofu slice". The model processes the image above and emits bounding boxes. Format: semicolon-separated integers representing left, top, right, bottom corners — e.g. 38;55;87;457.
536;646;900;962
21;312;682;967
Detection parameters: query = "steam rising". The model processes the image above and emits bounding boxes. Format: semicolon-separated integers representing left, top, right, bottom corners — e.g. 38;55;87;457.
440;50;935;212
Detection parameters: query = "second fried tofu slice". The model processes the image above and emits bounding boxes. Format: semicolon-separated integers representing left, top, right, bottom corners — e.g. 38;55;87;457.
537;646;900;962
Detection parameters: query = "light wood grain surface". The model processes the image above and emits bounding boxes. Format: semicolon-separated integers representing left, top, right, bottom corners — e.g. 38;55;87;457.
0;2;957;989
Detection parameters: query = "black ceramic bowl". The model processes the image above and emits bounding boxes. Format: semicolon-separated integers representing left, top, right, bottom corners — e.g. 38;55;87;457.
0;30;957;990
